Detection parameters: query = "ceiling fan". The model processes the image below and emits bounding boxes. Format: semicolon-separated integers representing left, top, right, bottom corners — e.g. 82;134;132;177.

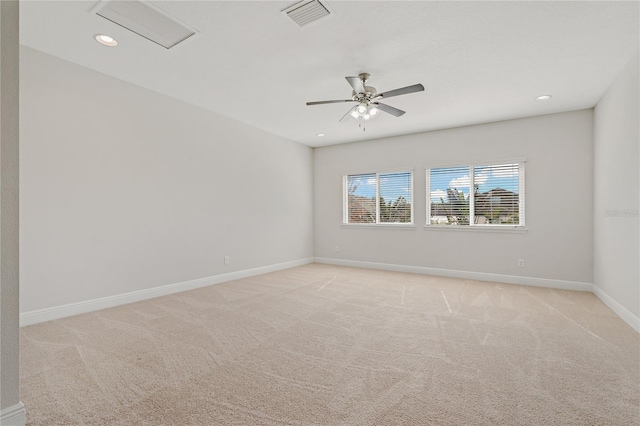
306;73;424;123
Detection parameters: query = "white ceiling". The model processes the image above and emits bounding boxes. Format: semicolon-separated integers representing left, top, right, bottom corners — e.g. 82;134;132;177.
20;1;639;147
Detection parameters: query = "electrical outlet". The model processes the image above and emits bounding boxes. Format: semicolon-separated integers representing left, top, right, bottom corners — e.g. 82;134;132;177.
517;259;525;268
224;256;230;265
334;246;340;253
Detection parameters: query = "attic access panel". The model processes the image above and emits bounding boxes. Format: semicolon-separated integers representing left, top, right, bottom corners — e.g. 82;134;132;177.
95;0;196;49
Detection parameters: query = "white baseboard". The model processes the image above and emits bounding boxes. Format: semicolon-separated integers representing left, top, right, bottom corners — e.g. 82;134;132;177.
0;402;26;426
593;285;640;333
20;258;314;327
314;257;593;292
315;257;640;333
21;256;637;334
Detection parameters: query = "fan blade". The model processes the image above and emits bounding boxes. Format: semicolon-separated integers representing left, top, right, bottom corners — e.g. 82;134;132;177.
306;99;354;106
339;106;357;122
377;83;424;99
374;102;405;117
345;76;365;94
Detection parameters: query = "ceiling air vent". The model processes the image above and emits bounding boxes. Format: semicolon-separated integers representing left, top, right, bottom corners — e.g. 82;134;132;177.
94;0;196;49
283;0;330;27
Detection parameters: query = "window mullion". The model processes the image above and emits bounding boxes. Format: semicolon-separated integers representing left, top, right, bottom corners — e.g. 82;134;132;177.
375;173;380;224
469;165;475;226
410;172;414;224
425;170;430;225
519;162;525;225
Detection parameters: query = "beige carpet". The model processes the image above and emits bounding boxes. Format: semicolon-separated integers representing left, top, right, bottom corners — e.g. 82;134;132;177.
20;264;639;425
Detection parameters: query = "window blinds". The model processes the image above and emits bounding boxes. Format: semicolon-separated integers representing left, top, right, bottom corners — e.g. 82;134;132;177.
428;162;523;226
379;172;412;223
345;171;413;224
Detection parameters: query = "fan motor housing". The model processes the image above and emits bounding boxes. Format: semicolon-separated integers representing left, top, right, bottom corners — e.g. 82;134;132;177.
352;86;377;103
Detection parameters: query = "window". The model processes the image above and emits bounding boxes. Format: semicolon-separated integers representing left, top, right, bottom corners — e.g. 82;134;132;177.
427;161;525;227
344;171;413;225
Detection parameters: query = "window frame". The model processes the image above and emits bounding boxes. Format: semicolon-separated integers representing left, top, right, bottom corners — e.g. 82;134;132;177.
343;169;415;227
425;159;526;230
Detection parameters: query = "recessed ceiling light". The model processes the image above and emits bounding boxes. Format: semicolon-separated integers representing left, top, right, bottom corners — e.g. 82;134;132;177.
95;34;118;47
317;133;325;137
535;95;552;101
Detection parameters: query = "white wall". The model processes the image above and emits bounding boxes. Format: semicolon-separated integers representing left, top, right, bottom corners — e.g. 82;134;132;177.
20;42;636;330
20;47;313;314
593;52;639;324
314;110;594;285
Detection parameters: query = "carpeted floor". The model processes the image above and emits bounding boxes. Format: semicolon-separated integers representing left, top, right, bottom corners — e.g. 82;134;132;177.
20;263;640;425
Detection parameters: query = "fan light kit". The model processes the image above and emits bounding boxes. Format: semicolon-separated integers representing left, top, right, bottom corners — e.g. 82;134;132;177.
95;34;118;47
350;104;379;121
306;73;424;131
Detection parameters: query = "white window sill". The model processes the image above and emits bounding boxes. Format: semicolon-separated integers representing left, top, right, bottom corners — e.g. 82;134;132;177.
341;223;416;230
424;225;527;233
